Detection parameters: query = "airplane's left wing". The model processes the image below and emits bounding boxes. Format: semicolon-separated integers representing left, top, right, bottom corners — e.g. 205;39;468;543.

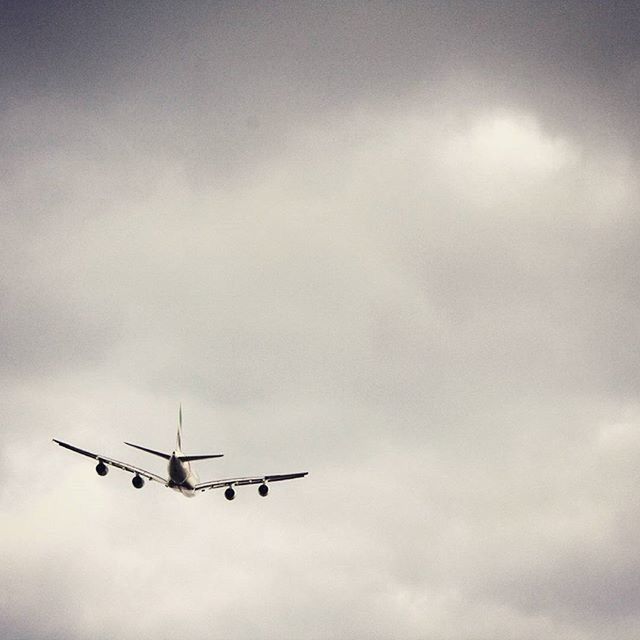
52;439;168;484
195;472;308;492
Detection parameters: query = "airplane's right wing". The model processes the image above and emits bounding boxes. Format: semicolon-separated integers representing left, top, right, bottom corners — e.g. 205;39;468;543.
52;439;168;485
195;472;308;492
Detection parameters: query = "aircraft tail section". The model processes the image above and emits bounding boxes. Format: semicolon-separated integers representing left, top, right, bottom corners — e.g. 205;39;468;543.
177;404;183;452
178;453;223;462
124;442;171;459
174;407;223;460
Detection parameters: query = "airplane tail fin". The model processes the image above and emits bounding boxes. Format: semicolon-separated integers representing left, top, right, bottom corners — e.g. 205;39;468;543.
177;404;183;452
175;406;223;461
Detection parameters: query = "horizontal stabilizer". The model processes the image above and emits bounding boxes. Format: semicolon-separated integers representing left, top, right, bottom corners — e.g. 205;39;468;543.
178;454;224;462
124;442;171;460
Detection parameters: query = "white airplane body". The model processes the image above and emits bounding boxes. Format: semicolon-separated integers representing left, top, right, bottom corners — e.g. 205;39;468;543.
53;407;308;499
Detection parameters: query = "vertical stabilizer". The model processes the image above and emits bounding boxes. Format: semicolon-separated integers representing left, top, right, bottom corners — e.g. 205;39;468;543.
177;404;183;452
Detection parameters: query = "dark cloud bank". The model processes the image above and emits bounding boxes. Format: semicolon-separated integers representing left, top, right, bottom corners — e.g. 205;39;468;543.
2;2;640;639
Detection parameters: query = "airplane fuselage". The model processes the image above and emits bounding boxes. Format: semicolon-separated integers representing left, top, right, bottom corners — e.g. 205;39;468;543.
167;450;199;497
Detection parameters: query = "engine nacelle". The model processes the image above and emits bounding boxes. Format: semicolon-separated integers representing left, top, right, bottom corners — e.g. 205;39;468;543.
132;474;145;489
258;483;269;497
96;461;108;476
224;487;236;501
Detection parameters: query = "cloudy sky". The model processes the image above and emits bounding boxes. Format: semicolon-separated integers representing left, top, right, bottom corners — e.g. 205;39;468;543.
2;1;640;638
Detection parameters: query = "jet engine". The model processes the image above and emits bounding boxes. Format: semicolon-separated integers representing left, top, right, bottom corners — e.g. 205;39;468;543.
95;461;108;476
224;486;236;501
132;474;145;489
258;483;269;497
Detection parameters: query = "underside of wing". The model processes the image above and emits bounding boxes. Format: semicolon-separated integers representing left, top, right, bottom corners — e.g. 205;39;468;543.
53;439;168;484
195;472;308;492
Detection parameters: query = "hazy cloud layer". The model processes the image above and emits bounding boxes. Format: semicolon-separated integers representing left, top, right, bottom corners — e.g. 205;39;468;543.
2;2;640;639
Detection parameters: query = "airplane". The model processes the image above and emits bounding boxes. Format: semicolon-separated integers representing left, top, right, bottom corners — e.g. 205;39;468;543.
52;406;308;499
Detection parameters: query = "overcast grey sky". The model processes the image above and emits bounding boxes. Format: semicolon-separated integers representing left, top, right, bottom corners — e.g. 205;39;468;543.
2;2;640;638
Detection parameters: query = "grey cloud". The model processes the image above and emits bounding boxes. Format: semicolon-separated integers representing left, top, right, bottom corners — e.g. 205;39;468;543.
4;2;637;182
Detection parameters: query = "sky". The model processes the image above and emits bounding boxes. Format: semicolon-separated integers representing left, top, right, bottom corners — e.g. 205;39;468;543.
1;1;640;638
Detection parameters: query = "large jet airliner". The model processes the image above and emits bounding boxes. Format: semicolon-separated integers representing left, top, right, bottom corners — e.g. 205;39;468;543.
53;407;308;499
